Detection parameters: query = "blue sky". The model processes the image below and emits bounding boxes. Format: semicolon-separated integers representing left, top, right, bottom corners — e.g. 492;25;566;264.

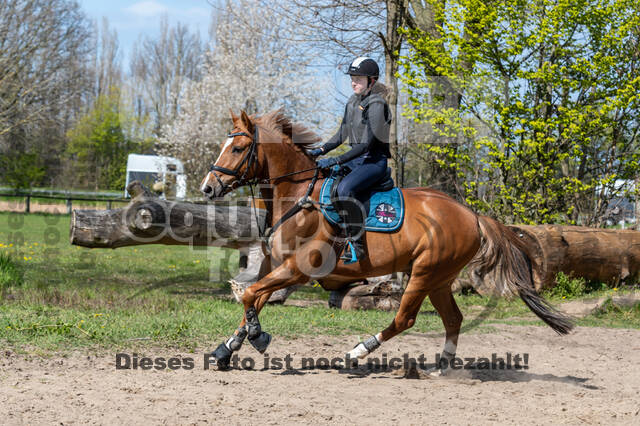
78;0;214;60
78;0;352;118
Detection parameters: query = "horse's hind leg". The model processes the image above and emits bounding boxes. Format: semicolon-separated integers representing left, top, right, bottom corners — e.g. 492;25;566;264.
346;272;430;359
427;284;463;374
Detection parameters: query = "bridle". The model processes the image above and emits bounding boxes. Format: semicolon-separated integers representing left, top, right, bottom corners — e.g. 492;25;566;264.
208;125;322;192
208;124;326;243
208;127;261;194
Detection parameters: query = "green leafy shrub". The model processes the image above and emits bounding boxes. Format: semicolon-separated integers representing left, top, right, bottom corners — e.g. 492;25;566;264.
547;272;586;299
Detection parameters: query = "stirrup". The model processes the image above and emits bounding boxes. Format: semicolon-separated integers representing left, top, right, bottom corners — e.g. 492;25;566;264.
340;240;364;264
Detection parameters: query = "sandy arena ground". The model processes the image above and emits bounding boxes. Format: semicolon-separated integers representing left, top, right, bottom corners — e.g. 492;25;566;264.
1;324;639;425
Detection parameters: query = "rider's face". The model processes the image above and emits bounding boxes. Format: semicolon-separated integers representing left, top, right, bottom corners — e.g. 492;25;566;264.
351;75;369;95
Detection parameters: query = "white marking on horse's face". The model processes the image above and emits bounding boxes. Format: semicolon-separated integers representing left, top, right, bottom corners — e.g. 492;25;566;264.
215;137;235;164
200;172;213;193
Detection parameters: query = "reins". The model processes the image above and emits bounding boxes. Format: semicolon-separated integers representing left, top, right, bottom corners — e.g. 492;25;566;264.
260;166;320;183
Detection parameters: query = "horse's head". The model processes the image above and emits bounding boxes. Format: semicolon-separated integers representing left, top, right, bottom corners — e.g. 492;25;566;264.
200;110;260;199
201;109;321;199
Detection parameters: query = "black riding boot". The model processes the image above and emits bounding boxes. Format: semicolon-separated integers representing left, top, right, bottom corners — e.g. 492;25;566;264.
334;198;366;263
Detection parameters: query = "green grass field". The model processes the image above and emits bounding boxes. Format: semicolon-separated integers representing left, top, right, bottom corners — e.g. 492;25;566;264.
0;211;638;353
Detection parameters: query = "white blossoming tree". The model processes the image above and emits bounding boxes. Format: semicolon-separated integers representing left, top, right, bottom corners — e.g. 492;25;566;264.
158;0;332;194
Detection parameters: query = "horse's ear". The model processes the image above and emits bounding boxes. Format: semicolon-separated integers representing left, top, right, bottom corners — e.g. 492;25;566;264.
229;109;239;123
240;110;254;134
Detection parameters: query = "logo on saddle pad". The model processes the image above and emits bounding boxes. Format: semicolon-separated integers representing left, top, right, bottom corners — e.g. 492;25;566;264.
374;203;396;224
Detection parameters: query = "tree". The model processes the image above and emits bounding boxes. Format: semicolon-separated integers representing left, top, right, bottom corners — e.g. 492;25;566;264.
0;0;93;187
65;90;151;190
400;0;640;225
92;17;122;98
129;16;204;137
0;152;45;189
158;0;330;192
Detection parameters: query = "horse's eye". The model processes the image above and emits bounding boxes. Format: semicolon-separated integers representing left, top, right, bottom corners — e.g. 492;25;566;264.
232;146;245;153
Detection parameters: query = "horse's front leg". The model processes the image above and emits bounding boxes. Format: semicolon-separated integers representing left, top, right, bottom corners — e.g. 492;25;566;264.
210;257;309;370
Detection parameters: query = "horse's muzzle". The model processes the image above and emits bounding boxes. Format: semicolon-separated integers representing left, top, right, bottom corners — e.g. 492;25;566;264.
201;183;223;199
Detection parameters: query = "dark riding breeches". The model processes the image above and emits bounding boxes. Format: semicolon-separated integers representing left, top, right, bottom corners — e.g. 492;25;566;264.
334;157;387;235
336;156;387;200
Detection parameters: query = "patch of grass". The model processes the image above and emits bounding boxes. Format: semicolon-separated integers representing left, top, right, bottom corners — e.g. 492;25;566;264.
287;282;330;301
1;212;639;354
0;252;24;292
543;272;615;301
0;296;447;352
577;298;640;329
546;272;587;298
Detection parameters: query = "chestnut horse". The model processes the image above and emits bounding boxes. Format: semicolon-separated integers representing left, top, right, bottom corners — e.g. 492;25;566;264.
200;109;573;371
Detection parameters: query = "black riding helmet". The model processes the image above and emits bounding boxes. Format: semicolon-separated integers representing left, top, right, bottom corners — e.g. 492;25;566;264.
346;57;380;88
346;57;379;77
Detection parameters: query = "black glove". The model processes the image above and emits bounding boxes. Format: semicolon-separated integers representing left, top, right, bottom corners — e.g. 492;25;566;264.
308;148;324;157
317;157;338;169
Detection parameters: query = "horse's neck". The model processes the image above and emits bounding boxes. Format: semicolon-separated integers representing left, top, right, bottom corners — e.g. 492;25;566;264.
266;177;314;227
261;143;317;226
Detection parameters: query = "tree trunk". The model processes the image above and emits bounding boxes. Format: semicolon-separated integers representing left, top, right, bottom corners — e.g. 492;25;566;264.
69;181;294;302
453;225;640;295
70;182;266;249
384;0;401;186
633;176;640;231
512;225;640;290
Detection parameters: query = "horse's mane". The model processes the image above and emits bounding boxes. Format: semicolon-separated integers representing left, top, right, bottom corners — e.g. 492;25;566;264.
255;109;322;154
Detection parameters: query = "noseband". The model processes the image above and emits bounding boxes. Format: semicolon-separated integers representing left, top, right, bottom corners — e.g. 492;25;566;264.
208;127;260;194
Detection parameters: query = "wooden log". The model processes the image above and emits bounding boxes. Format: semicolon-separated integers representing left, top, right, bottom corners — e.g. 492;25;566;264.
328;279;403;311
69;181;300;303
511;225;640;289
70;181;266;250
452;225;640;296
67;182;414;306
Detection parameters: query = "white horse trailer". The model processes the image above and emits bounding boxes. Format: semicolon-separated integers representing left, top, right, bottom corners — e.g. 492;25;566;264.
124;154;187;200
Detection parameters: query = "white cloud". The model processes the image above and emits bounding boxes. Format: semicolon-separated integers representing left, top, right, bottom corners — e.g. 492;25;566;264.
125;1;169;18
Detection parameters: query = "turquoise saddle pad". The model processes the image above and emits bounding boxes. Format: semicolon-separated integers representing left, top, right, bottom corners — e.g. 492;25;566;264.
319;176;405;232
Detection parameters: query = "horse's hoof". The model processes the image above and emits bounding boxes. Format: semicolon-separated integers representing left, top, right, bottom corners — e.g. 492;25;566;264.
212;343;232;370
347;336;380;359
346;343;369;359
248;331;271;354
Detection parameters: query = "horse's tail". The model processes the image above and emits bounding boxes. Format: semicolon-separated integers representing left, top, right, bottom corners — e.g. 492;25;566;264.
468;215;574;335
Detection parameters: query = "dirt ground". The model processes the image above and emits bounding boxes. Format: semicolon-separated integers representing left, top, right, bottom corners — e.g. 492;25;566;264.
1;324;639;425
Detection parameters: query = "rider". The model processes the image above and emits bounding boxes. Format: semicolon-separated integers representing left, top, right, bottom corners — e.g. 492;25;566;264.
309;57;392;262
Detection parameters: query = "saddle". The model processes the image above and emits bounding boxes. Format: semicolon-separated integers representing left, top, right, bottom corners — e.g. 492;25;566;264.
329;167;395;201
319;166;405;233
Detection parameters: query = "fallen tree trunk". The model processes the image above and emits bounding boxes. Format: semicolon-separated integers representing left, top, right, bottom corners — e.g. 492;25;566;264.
328;276;403;311
69;181;297;302
70;181;265;249
512;225;640;290
453;225;640;295
75;183;640;304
